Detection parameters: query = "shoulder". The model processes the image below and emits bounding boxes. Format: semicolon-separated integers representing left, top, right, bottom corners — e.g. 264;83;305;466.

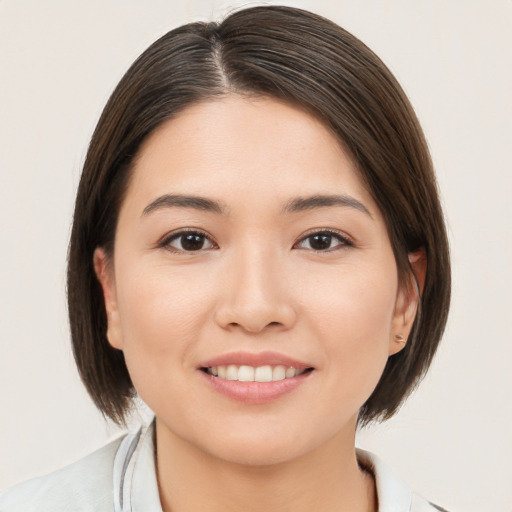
356;448;453;512
0;434;125;512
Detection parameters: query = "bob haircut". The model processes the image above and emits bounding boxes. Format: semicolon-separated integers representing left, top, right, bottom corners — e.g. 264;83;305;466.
67;5;450;426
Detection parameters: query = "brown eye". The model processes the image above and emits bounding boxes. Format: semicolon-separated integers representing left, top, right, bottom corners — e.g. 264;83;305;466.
296;231;352;252
163;231;215;253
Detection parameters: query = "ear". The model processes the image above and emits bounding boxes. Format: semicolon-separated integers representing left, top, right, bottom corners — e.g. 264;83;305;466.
93;247;124;350
389;248;427;356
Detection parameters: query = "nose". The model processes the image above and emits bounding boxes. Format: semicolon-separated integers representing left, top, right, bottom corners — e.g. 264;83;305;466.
214;245;297;334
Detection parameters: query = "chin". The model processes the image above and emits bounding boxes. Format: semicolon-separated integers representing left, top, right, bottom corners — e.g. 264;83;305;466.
206;438;306;467
190;420;337;468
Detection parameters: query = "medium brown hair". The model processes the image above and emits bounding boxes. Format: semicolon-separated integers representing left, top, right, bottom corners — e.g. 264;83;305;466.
67;5;450;426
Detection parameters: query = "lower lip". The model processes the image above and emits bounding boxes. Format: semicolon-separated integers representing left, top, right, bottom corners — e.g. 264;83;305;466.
198;370;313;405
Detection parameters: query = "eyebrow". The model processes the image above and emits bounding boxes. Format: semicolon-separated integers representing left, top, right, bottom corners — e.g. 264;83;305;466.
143;194;227;216
142;193;372;218
282;194;371;217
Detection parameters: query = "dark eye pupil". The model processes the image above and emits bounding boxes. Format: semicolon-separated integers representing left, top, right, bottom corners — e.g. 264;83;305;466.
181;234;204;251
310;234;331;250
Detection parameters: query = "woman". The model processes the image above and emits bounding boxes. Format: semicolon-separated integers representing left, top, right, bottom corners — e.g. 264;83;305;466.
0;5;451;512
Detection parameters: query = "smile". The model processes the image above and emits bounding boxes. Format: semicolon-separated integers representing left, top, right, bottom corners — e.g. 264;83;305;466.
198;351;315;404
203;365;311;382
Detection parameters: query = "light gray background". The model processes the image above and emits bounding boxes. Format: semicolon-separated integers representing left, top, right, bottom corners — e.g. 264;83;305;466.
1;1;511;511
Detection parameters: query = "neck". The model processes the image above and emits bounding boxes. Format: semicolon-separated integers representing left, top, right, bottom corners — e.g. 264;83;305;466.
155;417;376;512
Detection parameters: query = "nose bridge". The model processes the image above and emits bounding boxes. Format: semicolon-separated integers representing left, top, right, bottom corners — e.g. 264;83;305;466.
215;238;296;333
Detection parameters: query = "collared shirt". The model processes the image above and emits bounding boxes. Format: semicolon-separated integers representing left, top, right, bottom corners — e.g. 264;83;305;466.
0;421;449;512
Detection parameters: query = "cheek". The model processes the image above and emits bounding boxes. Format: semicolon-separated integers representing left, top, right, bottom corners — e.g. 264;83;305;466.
114;262;218;384
302;256;398;335
303;261;397;400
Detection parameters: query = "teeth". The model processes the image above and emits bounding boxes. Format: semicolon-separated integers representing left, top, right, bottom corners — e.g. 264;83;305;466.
206;364;308;382
238;365;255;382
255;365;273;382
285;367;296;378
226;365;238;381
272;365;286;381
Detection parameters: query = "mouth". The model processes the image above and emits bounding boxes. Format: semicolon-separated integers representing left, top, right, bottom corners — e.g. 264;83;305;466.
197;351;315;404
200;365;314;382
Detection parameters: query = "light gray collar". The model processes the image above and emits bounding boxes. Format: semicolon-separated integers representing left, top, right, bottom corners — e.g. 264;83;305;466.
357;448;413;512
113;421;162;512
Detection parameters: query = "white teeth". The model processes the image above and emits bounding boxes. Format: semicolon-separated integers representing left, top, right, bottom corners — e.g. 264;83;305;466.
226;365;238;380
285;367;296;378
206;364;308;382
272;365;286;381
238;365;255;382
254;365;273;382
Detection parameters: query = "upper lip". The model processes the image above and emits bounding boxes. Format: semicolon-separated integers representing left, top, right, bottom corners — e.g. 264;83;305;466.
198;351;313;370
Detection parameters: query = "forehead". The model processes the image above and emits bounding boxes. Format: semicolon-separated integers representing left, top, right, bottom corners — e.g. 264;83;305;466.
126;95;377;217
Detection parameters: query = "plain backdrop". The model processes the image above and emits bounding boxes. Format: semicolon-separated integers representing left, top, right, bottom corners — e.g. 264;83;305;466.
1;1;511;511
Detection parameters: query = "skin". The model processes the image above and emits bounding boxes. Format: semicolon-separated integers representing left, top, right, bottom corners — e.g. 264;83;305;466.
94;95;421;512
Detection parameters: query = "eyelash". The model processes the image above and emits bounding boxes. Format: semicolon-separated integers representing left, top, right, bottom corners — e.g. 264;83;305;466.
158;228;354;254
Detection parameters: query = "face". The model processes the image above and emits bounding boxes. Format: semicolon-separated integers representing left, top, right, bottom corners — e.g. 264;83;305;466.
95;95;418;466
